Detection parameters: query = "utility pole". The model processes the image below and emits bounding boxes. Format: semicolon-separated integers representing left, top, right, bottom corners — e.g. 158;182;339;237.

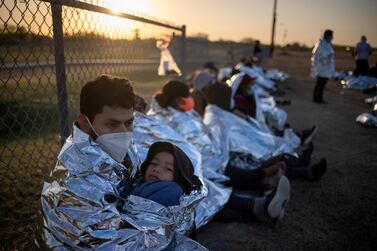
270;0;277;57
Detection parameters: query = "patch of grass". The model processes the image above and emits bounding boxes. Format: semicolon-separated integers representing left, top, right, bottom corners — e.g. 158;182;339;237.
0;67;169;249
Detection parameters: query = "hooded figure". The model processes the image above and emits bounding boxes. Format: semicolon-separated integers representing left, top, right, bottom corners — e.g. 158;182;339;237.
139;141;203;196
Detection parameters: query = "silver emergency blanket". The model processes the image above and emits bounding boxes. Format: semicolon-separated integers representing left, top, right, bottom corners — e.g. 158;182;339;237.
265;69;289;82
157;39;182;76
133;111;203;179
340;75;377;90
217;67;232;81
236;64;277;90
334;70;351;81
147;100;232;227
39;125;207;250
311;39;335;79
356;112;377;127
228;73;288;131
356;113;377;128
204;104;300;167
365;95;377;105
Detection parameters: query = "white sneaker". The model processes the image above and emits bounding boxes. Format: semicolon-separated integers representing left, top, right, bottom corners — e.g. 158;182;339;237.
265;176;291;219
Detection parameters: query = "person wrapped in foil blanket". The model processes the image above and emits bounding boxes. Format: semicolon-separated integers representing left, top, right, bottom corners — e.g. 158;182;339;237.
37;75;207;250
145;95;232;228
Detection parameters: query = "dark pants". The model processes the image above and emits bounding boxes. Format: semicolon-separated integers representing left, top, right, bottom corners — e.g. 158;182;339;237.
225;164;266;190
215;193;257;223
313;77;328;102
217;154;311;223
355;59;369;76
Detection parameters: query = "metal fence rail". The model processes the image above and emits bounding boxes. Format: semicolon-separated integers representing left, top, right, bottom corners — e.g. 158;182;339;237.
0;0;255;248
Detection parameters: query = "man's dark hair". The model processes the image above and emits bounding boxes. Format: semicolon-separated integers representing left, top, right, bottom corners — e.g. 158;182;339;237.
80;75;135;122
205;82;232;111
323;29;333;40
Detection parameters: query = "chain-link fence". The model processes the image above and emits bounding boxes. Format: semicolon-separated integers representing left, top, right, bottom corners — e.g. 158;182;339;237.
0;0;257;248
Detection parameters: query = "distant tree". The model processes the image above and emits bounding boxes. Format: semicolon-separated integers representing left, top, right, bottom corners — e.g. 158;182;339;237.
240;37;254;43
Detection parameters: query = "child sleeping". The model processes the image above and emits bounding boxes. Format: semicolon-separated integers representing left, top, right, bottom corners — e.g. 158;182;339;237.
129;141;202;207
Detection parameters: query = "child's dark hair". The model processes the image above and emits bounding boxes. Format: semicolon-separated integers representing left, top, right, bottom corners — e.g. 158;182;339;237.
235;74;254;95
80;75;135;122
155;80;189;108
205;82;232;111
140;141;202;194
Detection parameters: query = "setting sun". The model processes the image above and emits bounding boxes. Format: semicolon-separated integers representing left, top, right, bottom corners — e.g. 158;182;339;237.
102;0;150;14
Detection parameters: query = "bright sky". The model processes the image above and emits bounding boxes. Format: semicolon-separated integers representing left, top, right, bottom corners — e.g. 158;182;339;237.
1;0;376;47
143;0;377;47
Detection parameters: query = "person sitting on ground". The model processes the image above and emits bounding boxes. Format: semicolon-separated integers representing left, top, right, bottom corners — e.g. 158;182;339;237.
205;82;327;182
232;73;316;144
126;141;202;207
38;75;206;249
190;71;215;116
150;80;292;222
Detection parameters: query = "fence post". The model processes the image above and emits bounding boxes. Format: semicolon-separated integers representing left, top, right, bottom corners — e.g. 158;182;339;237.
180;25;186;82
51;1;70;145
229;42;234;66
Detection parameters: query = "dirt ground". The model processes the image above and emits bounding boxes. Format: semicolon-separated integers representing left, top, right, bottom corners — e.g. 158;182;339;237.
196;50;377;250
2;49;376;250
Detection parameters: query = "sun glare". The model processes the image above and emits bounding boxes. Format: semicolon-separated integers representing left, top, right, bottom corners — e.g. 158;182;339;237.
103;0;150;14
97;0;151;39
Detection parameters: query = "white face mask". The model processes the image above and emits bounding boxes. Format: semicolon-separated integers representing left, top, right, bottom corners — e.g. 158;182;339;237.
86;116;132;163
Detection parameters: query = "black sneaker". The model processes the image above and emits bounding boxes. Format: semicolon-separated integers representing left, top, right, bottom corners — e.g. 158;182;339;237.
265;176;291;219
299;141;314;166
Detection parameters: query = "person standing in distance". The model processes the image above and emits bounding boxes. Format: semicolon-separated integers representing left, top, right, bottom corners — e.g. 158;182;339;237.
311;29;335;104
354;35;372;76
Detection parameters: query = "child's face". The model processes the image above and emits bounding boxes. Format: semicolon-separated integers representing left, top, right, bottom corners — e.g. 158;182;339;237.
144;151;174;182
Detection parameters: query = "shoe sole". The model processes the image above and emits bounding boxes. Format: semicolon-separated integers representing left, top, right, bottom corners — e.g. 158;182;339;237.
267;176;291;219
303;125;318;145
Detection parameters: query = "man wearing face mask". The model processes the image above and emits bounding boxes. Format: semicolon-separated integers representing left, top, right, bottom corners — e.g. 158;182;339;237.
311;29;335;104
37;75;139;248
77;76;135;164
